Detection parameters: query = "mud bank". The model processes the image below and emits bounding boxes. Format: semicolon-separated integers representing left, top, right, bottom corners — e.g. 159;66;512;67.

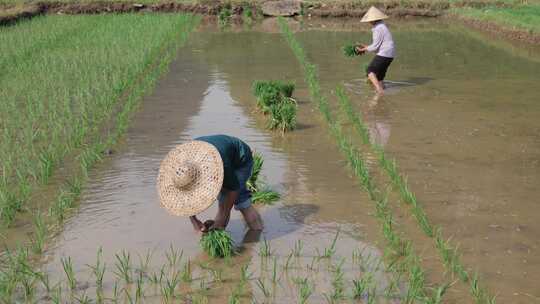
452;13;540;45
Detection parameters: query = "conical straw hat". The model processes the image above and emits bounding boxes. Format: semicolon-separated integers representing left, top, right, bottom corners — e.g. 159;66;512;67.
360;6;389;23
157;141;224;217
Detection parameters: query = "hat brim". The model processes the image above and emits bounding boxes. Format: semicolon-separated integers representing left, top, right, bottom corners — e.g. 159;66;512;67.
360;6;389;22
157;141;224;217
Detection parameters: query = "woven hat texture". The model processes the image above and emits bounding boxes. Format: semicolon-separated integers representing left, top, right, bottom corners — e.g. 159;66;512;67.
157;141;223;217
361;6;389;22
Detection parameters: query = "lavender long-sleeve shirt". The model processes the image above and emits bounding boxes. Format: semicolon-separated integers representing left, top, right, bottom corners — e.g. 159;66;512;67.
366;22;395;58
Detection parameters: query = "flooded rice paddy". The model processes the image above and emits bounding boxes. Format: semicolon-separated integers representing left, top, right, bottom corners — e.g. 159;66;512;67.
5;17;540;303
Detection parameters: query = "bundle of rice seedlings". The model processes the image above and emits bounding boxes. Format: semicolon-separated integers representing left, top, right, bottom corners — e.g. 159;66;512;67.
252;80;296;113
252;189;280;205
247;152;263;192
342;43;359;57
267;101;297;134
252;80;295;98
200;229;234;258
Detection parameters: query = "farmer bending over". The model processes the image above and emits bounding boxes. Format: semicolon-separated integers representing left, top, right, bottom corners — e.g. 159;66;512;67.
356;6;395;95
157;134;263;232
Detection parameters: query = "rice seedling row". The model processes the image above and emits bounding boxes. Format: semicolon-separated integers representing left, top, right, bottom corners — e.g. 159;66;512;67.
0;14;198;227
1;243;390;302
277;16;453;303
335;85;496;303
0;13;200;301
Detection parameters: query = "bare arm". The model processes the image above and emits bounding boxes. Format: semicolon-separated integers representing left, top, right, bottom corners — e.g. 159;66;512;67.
212;190;239;229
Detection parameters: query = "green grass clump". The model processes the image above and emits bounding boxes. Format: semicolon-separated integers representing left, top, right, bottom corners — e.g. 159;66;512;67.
200;229;235;258
342;43;359;57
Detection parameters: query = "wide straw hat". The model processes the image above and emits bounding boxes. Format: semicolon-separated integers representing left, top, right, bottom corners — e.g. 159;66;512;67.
157;141;224;217
360;6;389;23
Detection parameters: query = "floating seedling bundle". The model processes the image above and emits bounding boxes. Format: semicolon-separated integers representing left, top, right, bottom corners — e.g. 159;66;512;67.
200;229;235;258
252;80;297;134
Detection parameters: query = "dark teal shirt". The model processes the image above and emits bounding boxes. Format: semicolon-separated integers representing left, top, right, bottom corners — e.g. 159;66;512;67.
195;135;253;191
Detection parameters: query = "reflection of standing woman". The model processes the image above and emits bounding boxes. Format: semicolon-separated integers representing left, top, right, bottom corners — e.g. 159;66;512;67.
356;6;395;95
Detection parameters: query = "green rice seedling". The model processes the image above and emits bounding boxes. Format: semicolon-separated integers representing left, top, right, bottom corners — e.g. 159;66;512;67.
135;270;144;302
267;101;297;134
318;230;340;259
353;273;374;299
137;248;153;275
149;265;166;285
35;271;52;294
271;257;279;283
426;282;451;304
258;238;272;257
295;277;313;304
51;284;62;304
200;229;235;258
61;256;77;291
181;259;192;282
209;267;224;283
114;250;132;284
256;278;271;298
247;152;263;192
165;245;182;270
75;292;92;304
38;150;55;184
342;43;359;57
240;264;252;283
293;240;303;257
307;256;318;271
20;271;37;300
470;272;483;301
161;271;181;302
252;189;280;205
284;252;294;271
228;292;241;304
86;247;106;289
30;211;47;254
326;259;345;301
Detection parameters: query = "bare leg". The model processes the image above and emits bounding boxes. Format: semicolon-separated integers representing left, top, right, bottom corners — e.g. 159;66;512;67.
367;72;384;95
240;206;263;231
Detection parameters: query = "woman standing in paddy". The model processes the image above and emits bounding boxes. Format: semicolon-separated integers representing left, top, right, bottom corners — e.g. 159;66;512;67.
356;6;395;95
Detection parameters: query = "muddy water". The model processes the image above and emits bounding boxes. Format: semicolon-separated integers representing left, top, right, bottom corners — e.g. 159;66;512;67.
31;18;540;303
293;19;540;303
39;21;396;303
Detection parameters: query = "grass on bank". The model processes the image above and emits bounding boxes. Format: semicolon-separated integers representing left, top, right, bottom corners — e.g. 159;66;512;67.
453;4;540;34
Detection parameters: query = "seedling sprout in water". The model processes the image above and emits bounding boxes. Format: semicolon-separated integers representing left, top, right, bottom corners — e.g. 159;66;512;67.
200;229;234;258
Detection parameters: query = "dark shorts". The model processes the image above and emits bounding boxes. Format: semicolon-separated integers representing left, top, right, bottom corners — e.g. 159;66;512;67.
366;55;393;81
218;160;253;210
